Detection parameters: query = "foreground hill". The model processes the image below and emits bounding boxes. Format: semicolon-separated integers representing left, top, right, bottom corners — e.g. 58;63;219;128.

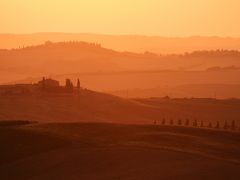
0;122;240;180
0;90;240;126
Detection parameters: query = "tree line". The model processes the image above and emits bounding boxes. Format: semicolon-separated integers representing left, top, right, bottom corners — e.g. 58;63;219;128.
154;118;239;131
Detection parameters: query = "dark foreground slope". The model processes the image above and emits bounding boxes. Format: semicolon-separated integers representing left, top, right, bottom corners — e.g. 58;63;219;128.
0;123;240;180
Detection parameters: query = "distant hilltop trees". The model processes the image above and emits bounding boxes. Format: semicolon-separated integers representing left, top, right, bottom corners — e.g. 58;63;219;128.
183;49;240;58
3;41;240;59
206;65;240;71
44;40;102;48
11;41;102;51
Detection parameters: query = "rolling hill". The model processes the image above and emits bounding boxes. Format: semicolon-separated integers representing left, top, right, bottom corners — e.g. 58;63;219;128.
0;89;240;126
1;33;240;54
1;41;240;85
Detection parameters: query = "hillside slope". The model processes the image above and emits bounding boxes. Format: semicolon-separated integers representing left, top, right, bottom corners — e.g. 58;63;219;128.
1;41;240;84
1;33;240;54
0;90;163;124
0;90;240;125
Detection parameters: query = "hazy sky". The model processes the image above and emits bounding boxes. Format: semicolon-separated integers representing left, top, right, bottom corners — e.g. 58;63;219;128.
0;0;239;36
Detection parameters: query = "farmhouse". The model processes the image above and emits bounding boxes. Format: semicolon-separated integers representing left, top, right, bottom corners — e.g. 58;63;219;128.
38;78;60;88
0;77;80;95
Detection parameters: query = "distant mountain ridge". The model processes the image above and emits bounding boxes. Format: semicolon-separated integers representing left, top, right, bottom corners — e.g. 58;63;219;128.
1;33;240;54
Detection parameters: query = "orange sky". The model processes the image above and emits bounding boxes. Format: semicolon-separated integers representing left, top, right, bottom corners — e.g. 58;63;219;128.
0;0;240;37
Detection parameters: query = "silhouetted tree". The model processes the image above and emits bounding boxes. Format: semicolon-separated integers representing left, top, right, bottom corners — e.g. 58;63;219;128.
77;78;81;90
200;120;204;127
224;120;229;129
215;121;220;129
185;118;189;126
178;119;182;126
65;79;74;93
42;77;46;89
65;79;71;88
193;119;198;127
231;120;236;130
208;122;212;128
162;118;166;125
170;119;174;125
154;120;157;125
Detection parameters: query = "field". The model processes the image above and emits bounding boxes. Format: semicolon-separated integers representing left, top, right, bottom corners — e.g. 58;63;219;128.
0;91;240;179
0;122;240;180
2;2;240;179
1;90;240;126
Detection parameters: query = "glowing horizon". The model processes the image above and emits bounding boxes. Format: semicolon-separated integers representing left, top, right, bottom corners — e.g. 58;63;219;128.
0;0;240;37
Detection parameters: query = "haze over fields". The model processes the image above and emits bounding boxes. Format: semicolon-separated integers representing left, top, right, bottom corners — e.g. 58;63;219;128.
1;41;240;98
1;1;240;179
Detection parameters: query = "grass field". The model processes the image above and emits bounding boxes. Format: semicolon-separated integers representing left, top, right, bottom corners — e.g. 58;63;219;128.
0;122;240;180
0;90;240;126
0;91;240;179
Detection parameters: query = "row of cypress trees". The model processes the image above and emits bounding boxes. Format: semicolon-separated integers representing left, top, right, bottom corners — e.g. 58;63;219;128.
154;118;238;131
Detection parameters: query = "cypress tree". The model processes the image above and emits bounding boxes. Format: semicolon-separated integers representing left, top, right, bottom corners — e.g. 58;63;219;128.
200;120;204;127
77;78;80;89
178;119;182;126
65;79;74;93
215;121;220;129
231;120;236;130
42;77;46;90
162;118;166;125
193;119;198;127
224;120;229;129
209;122;212;128
154;120;157;125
